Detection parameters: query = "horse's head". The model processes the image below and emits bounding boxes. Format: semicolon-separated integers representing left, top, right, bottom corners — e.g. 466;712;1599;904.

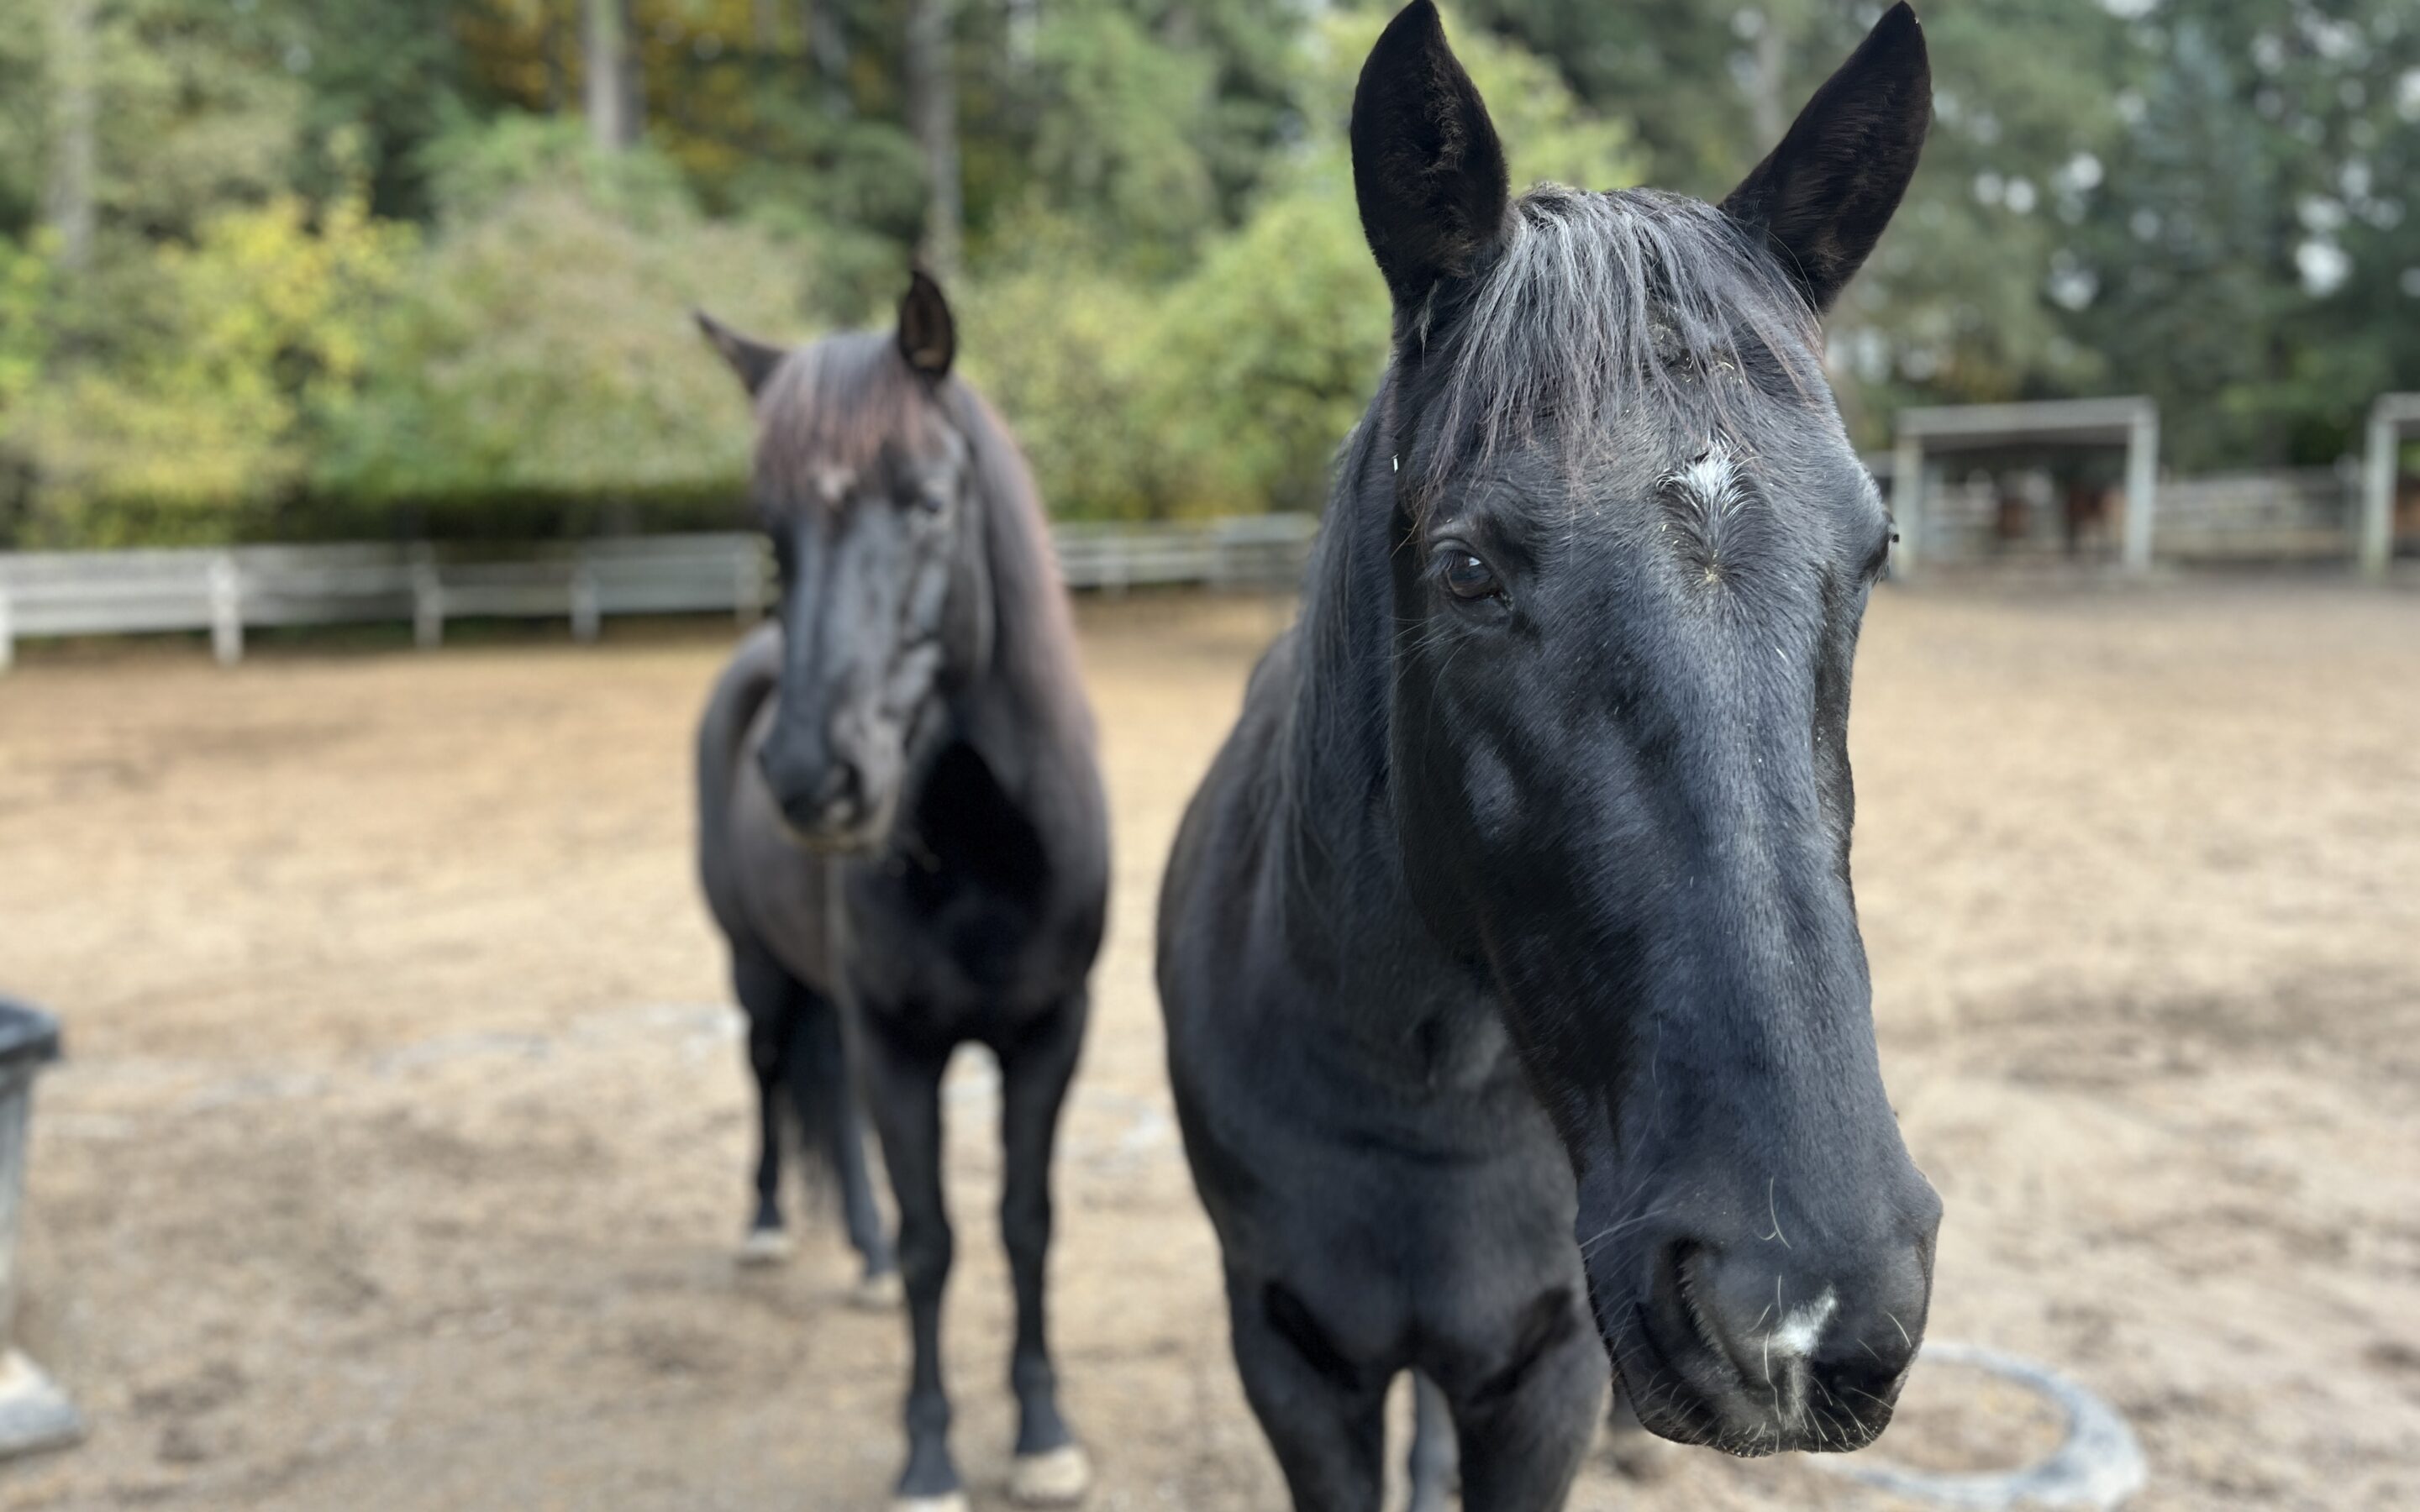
699;274;993;853
1352;2;1939;1454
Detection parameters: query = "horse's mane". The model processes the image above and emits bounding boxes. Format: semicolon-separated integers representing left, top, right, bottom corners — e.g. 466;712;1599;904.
1281;185;1822;882
755;331;1093;751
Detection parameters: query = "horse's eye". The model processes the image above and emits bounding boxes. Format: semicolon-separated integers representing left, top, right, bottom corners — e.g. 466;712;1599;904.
1439;549;1501;601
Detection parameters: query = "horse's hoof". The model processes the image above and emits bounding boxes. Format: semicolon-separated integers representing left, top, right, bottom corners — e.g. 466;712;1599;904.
1009;1444;1092;1506
890;1494;969;1512
736;1228;793;1267
851;1270;905;1310
1604;1431;1678;1483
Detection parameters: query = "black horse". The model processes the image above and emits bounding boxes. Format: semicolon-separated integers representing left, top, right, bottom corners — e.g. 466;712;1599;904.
695;275;1110;1512
1157;5;1942;1508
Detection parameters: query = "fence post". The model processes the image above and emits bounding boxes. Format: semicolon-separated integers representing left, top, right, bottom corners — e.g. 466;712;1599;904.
570;555;602;643
734;543;765;625
0;589;12;675
411;549;444;650
208;554;243;665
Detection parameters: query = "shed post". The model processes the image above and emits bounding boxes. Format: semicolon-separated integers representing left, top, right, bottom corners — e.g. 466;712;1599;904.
2121;406;2159;575
1891;432;1925;580
2361;401;2400;580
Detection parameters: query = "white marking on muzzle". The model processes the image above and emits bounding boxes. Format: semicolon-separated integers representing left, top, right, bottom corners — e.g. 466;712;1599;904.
1770;1288;1839;1360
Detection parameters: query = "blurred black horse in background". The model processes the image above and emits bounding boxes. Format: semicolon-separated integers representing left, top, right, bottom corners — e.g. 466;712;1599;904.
695;274;1109;1512
1159;4;1943;1508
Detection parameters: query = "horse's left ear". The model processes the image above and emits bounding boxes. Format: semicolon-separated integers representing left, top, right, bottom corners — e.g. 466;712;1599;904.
1350;0;1511;321
694;310;787;396
1721;1;1931;313
897;270;956;380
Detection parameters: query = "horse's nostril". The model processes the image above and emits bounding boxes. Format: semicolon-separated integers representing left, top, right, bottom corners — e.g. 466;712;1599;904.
759;739;862;832
815;759;861;812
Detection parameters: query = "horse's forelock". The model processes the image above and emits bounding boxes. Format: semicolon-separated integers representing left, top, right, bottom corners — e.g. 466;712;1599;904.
755;332;947;508
1410;186;1824;512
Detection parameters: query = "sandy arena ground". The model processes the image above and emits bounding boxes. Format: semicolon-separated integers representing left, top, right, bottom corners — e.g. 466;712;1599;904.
0;580;2413;1511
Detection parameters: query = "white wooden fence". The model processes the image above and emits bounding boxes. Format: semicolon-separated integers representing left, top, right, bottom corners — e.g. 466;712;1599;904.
0;516;1318;670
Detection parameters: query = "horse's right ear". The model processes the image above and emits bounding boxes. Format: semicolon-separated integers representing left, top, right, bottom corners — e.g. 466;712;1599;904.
1719;3;1931;313
1350;0;1511;321
897;270;956;379
694;311;786;397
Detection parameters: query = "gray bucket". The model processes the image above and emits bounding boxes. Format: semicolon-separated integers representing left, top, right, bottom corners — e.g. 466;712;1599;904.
0;999;78;1457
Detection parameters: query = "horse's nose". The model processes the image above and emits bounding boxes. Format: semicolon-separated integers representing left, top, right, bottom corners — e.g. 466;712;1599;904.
758;733;865;833
1648;1201;1935;1451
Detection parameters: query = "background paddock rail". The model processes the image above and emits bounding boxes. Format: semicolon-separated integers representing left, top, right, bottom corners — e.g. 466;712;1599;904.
0;517;1319;669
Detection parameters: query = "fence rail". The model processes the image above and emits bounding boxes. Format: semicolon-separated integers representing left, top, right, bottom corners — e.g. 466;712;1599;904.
0;517;1319;670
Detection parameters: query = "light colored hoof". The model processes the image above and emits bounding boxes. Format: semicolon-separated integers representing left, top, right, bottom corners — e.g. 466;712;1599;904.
1604;1434;1678;1483
1009;1444;1092;1506
737;1228;793;1267
890;1494;969;1512
851;1270;905;1310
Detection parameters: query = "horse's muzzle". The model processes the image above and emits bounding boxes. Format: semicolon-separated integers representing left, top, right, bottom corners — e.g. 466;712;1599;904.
1588;1186;1939;1457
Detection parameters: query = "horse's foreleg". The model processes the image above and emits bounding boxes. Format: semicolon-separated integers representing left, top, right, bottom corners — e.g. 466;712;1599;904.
789;995;897;1295
1437;1292;1602;1512
860;1027;963;1511
733;947;793;1263
997;995;1090;1505
1227;1278;1388;1512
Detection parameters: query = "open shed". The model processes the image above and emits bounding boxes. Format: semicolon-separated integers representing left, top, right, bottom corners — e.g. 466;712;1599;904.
2360;392;2420;580
1889;397;2160;577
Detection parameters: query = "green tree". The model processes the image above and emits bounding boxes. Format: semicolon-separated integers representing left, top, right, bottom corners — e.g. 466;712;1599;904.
317;126;808;518
965;4;1642;519
8;185;412;543
2070;2;2420;467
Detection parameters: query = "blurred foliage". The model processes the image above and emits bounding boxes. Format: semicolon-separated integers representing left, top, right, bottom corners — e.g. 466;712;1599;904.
317;132;806;509
2069;2;2420;470
964;7;1639;518
0;0;2414;545
10;185;412;544
1467;0;2420;466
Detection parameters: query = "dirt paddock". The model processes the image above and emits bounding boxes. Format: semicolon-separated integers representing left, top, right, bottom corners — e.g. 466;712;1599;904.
0;581;2414;1510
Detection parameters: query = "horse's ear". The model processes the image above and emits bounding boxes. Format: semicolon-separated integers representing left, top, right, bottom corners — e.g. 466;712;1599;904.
897;270;955;379
1350;0;1510;319
1720;1;1930;313
694;310;786;397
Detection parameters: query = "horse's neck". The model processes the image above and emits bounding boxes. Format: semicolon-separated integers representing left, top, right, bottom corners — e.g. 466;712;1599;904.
1265;470;1511;1083
943;489;1097;832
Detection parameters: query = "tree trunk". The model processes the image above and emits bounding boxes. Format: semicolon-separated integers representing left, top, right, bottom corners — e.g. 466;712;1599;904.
541;0;566;113
806;0;851;118
1747;8;1787;147
1007;0;1038;71
45;0;97;276
906;0;961;277
585;0;640;151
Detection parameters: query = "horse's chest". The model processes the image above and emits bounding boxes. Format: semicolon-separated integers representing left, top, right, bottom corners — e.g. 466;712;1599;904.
852;866;1046;996
844;744;1092;1011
